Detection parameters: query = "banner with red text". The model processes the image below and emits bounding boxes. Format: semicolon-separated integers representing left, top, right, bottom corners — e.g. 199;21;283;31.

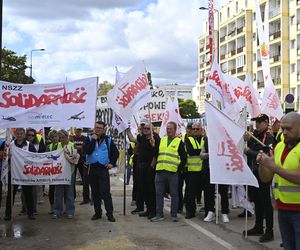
0;77;98;129
11;146;72;185
205;101;258;187
107;61;151;121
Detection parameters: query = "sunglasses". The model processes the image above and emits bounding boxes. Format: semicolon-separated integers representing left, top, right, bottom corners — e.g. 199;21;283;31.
192;128;201;130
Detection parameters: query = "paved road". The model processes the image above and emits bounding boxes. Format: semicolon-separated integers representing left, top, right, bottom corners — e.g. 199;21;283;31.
0;173;282;250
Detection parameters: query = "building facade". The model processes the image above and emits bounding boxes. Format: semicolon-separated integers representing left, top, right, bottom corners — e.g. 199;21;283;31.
196;0;300;113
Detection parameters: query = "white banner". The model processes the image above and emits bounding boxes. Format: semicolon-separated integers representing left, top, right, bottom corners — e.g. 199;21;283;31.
139;89;166;122
11;146;72;185
205;101;258;187
255;0;283;120
107;61;151;121
0;77;98;128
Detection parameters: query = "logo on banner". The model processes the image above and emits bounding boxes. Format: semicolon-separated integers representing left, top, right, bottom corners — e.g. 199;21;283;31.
260;42;269;58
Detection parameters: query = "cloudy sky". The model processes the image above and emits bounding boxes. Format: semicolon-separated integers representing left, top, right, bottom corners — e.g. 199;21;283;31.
3;0;229;85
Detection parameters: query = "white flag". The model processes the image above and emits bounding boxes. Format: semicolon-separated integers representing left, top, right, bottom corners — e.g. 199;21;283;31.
172;94;183;136
255;0;283;120
205;101;258;187
1;129;12;192
112;112;128;134
206;60;241;120
244;73;261;118
107;61;151;121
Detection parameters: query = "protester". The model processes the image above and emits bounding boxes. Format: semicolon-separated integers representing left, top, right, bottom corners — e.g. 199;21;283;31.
84;121;119;222
25;128;46;215
127;121;160;219
46;129;60;214
184;123;204;219
258;112;300;250
0;139;4;210
151;121;187;222
5;128;37;220
200;135;230;223
243;114;275;242
52;129;79;219
70;128;90;204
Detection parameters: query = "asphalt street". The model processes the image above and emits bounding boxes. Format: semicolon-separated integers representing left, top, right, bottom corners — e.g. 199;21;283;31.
0;173;282;250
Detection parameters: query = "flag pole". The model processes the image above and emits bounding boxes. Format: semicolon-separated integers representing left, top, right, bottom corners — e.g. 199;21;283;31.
133;115;139;128
205;100;266;147
147;103;153;138
123;131;127;216
245;185;248;238
215;184;219;224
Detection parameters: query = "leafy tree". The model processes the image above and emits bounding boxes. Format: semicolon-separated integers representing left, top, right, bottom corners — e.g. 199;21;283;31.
147;71;153;89
98;80;114;96
1;48;33;84
178;98;200;119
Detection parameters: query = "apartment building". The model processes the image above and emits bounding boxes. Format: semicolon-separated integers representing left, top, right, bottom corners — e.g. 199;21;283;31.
196;0;300;113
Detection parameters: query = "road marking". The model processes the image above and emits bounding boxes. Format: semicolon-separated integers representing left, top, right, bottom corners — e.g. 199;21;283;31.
117;177;234;250
164;206;234;250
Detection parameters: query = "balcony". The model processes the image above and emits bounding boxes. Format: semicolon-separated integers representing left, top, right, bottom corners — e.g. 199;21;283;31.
237;66;244;73
200;77;205;82
270;55;280;63
297;73;300;81
220;54;226;60
273;78;281;85
237;27;244;34
298;23;300;31
220;36;226;42
206;44;210;50
230;50;236;56
206;61;210;67
297;48;300;56
200;47;204;53
258;60;262;67
257;81;264;88
228;29;236;37
237;47;244;54
269;8;280;19
200;63;205;68
270;31;281;40
231;68;236;75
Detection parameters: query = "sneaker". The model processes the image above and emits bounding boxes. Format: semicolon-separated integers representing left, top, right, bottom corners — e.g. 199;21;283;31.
147;213;156;220
185;213;195;219
139;211;149;217
91;214;102;220
259;232;274;243
131;209;144;215
107;215;116;222
222;214;229;223
28;214;36;220
243;227;264;236
52;214;58;219
150;216;165;222
67;214;74;219
172;217;178;222
204;211;215;222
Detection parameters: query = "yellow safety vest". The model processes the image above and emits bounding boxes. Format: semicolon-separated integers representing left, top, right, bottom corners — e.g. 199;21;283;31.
187;137;204;172
275;132;284;142
129;143;136;168
156;136;181;172
274;141;300;204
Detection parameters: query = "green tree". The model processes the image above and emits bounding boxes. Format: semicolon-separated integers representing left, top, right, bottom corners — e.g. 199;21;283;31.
178;98;200;119
1;48;33;84
98;80;114;96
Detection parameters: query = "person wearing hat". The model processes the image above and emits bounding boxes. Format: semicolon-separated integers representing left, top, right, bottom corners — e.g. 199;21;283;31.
243;114;276;242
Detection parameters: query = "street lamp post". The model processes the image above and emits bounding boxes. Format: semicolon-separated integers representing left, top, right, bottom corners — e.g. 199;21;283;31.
30;48;45;79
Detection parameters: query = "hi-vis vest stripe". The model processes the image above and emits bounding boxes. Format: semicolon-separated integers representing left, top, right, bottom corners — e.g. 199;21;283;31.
187;137;204;172
274;141;300;204
156;136;181;172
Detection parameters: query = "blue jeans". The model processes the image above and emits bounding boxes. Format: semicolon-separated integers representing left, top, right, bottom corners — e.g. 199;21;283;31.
54;175;75;216
278;209;300;250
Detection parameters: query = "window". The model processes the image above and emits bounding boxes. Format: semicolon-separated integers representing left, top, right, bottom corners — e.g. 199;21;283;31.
291;64;296;73
291;40;296;49
237;55;245;67
227;7;230;18
253;13;256;21
236;2;238;13
253;53;256;61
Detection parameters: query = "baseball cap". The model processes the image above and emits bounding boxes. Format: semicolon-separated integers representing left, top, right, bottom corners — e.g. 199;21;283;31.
140;118;148;125
251;114;269;123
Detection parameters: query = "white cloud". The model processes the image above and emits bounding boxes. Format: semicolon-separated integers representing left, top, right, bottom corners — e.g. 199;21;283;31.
4;0;230;85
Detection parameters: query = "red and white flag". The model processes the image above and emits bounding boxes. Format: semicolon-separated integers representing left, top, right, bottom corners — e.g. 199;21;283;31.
205;101;258;187
206;60;241;120
255;0;283;120
244;73;261;118
107;61;151;121
159;95;183;137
